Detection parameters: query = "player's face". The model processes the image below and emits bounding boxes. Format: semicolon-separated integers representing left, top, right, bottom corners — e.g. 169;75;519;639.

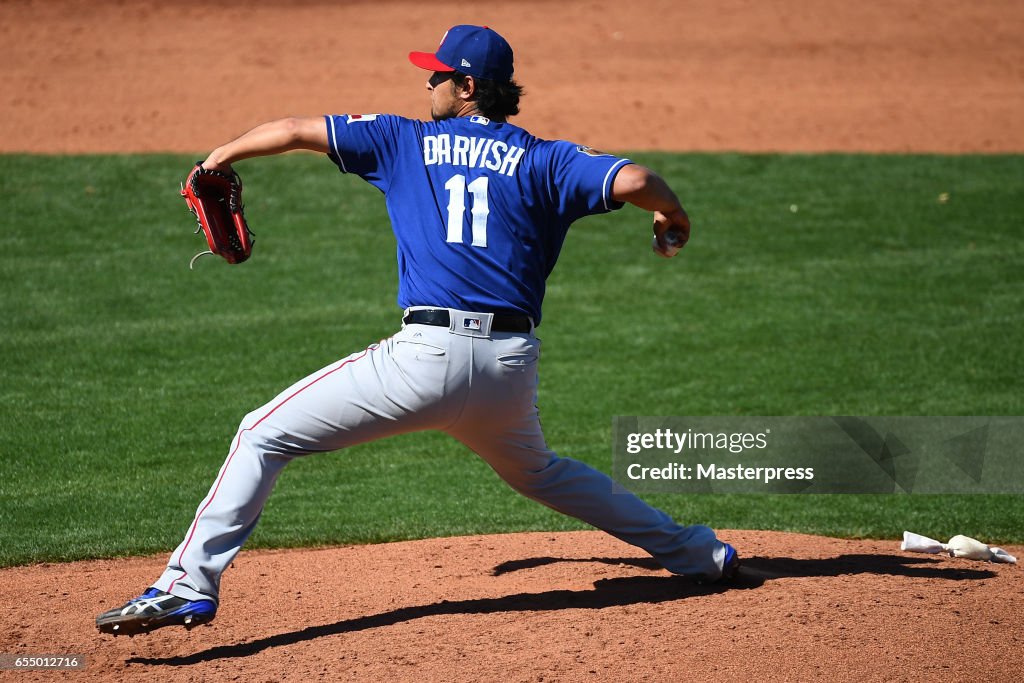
427;71;459;121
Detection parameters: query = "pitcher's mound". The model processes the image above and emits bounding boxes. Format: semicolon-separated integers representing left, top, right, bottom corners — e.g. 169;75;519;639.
2;530;1020;681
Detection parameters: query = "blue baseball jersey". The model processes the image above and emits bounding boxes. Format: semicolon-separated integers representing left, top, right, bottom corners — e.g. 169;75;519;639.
324;113;632;325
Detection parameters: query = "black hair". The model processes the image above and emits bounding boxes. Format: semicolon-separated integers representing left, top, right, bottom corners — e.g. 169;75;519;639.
450;72;524;120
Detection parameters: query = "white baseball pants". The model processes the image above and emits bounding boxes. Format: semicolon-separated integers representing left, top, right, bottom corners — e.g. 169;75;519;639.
153;308;728;602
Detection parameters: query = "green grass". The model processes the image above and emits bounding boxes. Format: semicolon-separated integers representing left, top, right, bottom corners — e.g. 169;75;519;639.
1;152;1022;567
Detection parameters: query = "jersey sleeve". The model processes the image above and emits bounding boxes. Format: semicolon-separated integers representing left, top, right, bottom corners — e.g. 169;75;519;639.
540;141;633;223
324;114;404;191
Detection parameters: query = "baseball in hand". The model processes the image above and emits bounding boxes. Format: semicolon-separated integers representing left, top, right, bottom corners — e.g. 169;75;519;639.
652;230;684;257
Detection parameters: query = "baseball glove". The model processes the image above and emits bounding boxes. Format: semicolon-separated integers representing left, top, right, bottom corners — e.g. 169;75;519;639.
181;161;254;269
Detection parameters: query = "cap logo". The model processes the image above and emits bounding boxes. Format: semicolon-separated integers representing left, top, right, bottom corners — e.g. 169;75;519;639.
461;58;471;68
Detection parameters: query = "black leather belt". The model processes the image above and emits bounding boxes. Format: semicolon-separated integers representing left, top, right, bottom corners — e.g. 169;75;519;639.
403;309;533;333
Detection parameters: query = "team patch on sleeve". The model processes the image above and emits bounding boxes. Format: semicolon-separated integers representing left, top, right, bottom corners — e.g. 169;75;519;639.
347;114;380;123
576;145;611;157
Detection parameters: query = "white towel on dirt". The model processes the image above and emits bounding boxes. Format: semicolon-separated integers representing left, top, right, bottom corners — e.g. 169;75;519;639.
901;530;1017;564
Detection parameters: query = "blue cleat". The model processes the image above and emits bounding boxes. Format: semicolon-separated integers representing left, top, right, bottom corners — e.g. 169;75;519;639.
720;543;741;581
96;587;216;636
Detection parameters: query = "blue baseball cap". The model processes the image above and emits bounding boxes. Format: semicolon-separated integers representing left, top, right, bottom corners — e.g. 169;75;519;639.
409;25;514;82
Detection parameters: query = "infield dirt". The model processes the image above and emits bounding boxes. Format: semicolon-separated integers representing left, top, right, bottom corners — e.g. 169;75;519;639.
2;0;1023;153
3;531;1023;682
2;1;1022;681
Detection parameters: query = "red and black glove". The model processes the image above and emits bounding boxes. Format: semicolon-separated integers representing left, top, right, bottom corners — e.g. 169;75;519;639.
181;162;254;269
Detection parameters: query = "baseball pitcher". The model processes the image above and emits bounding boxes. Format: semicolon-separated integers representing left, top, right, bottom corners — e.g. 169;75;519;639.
97;25;739;636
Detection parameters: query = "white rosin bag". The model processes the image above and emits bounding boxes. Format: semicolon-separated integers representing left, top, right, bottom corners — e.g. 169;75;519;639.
901;531;1017;563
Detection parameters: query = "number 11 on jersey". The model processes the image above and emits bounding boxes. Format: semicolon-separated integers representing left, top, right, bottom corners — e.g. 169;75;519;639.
445;174;490;247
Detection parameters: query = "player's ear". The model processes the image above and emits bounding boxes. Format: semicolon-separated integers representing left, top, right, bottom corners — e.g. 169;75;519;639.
456;75;477;101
